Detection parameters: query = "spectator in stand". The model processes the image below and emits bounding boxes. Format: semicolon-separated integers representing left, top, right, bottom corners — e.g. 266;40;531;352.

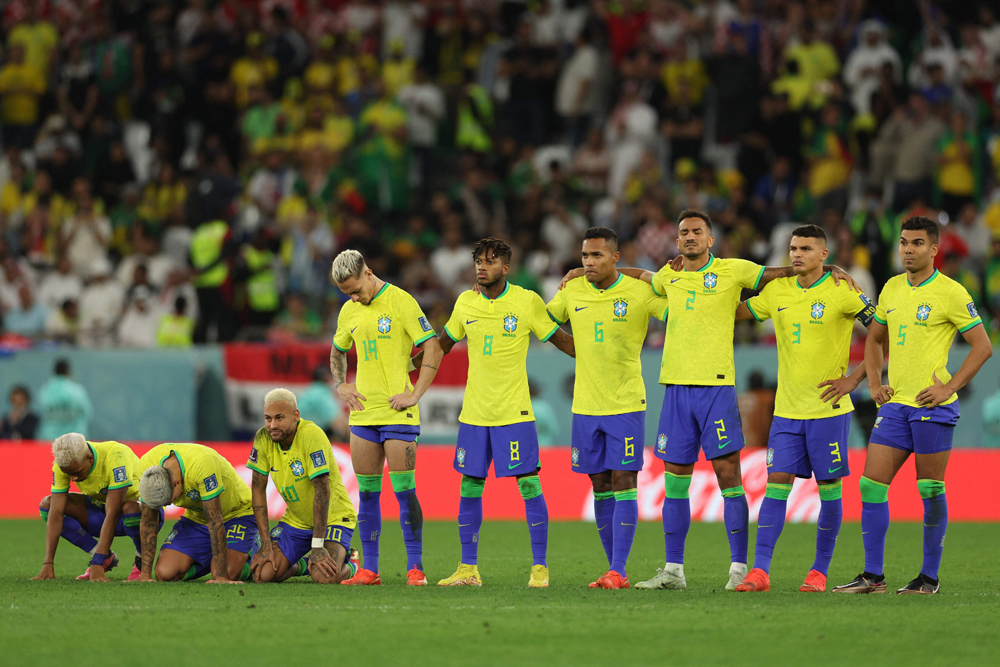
935;110;980;218
1;385;39;440
870;93;945;212
60;178;111;275
806;103;852;216
606;81;657;199
117;286;161;349
38;255;83;312
397;65;445;203
843;21;902;102
556;29;601;147
45;298;80;345
430;226;472;290
298;366;347;441
0;43;47;149
157;295;195;348
37;359;93;440
78;258;125;348
3;284;48;337
269;292;322;340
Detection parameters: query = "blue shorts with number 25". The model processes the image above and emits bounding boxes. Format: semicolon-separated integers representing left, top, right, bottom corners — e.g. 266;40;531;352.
161;515;258;576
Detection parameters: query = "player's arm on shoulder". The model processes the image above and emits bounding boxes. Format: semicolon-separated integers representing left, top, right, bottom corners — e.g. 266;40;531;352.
741;282;772;322
548;327;575;358
202;495;236;583
735;302;754;321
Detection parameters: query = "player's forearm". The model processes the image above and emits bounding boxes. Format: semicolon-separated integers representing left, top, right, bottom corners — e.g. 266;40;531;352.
865;332;886;388
139;506;159;577
43;508;64;564
330;348;348;389
550;329;575;358
944;333;993;394
759;266;795;289
411;340;443;400
311;476;331;540
96;496;123;556
618;267;652;283
250;475;270;544
205;504;229;580
846;361;868;388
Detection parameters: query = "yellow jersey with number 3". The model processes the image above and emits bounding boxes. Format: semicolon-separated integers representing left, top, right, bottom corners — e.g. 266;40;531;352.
246;419;356;531
651;255;764;386
746;274;876;419
444;283;559;426
51;440;141;503
332;283;436;426
138;443;253;524
547;274;668;415
874;270;982;407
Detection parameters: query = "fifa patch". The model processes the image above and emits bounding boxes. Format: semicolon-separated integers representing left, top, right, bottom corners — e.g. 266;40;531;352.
112;466;127;484
656;434;667;453
703;272;718;289
310;451;327;468
456;447;466;467
165;529;178;544
613;298;628;319
571;447;580;466
916;303;932;322
249;447;258;464
810;300;826;320
418;316;432;332
270;525;283;539
503;313;518;333
968;302;979;318
766;448;774;466
203;474;218;492
290;460;305;477
377;314;392;334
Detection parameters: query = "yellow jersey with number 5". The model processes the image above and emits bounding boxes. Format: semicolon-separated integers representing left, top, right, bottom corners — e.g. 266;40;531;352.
547;274;668;415
332;283;436;426
874;270;982;407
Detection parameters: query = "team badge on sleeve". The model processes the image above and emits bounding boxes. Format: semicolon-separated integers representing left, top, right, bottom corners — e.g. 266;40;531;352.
203;474;218;492
290;460;305;477
112;466;127;484
249;447;258;463
418;316;432;332
968;303;979;318
310;451;327;468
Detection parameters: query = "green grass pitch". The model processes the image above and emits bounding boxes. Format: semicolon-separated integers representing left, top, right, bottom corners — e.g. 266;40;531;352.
2;520;999;666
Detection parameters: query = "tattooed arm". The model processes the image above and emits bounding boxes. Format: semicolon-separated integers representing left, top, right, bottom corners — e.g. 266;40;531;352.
308;474;338;579
331;346;366;411
248;470;274;581
389;335;442;411
135;501;159;581
203;496;235;583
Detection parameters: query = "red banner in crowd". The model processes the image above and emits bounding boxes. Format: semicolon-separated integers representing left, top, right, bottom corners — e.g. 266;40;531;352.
2;442;996;521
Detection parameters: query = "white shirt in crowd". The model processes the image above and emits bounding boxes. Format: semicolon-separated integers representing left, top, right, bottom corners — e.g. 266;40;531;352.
397;82;446;147
556;44;599;118
38;270;83;310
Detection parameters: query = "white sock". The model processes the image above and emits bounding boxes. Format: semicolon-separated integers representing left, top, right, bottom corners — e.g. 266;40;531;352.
730;562;747;574
89;547;96;555
665;562;684;576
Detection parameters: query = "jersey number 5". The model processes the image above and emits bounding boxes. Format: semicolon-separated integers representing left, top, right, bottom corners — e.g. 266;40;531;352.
897;324;907;346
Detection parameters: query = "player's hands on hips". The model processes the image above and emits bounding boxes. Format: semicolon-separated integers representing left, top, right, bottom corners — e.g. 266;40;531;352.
558;267;585;290
869;381;894;406
309;547;338;579
30;563;56;580
88;564;110;582
337;383;366;411
829;265;862;292
818;375;861;405
389;390;419;411
916;372;953;408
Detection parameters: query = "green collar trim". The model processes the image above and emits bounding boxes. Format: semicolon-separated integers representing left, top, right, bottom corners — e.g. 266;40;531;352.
480;281;510;301
686;254;715;273
87;442;97;474
909;269;940;288
588;272;624;291
371;282;390;302
797;271;831;290
160;449;186;481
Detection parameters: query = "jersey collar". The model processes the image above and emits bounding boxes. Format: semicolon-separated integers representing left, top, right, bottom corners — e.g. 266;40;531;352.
479;281;510;301
160;448;186;481
86;442;97;474
684;254;715;273
796;271;830;290
370;282;390;303
908;268;939;288
588;272;624;291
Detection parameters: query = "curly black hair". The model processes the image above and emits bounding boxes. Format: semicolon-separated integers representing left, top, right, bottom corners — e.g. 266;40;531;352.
471;237;512;264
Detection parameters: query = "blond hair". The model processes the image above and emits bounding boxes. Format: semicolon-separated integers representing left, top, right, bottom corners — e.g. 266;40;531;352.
264;387;297;410
139;466;173;510
331;249;367;283
52;433;88;468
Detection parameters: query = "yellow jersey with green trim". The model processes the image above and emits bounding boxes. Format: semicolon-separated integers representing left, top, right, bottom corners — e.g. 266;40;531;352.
332;283;436;426
247;419;356;531
874;269;983;407
547;274;668;415
746;273;876;419
445;282;559;426
651;255;764;386
51;440;141;503
138;443;253;524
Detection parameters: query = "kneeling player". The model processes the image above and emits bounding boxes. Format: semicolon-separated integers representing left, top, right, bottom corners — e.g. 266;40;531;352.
32;433;163;581
136;443;258;583
247;388;359;583
730;225;876;592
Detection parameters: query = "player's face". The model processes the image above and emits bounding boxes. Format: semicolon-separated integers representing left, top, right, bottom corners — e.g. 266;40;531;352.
59;452;94;483
581;238;620;284
264;401;301;443
899;230;938;272
474;249;508;288
337;270;377;304
676;218;715;259
788;235;828;274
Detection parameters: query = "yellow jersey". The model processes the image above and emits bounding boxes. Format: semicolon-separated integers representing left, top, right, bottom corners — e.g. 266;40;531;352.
246;419;356;531
333;283;436;426
138;443;252;524
746;273;876;419
874;270;983;407
547;274;668;415
651;255;765;386
51;440;141;504
444;283;559;426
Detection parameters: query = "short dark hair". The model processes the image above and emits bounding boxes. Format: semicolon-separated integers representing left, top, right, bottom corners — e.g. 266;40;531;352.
472;237;512;264
900;215;939;243
791;224;827;241
11;385;30;402
583;227;618;251
54;359;71;376
677;209;712;231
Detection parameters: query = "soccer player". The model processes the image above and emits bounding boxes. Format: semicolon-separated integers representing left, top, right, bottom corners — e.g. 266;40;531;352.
728;225;876;593
428;238;575;588
834;216;992;595
135;443;258;583
547;227;669;589
330;249;443;586
247;388;359;584
31;433;163;582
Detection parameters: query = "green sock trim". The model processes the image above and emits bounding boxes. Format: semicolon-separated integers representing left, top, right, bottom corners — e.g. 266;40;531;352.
859;476;889;504
460;476;486;498
389;470;416;492
240;562;252;581
39;509;48;521
917;479;945;499
593;491;615;501
818;480;843;501
517;475;543;500
614;489;638;501
664;472;692;499
764;483;793;501
296;557;308;575
182;565;200;581
347;560;358;578
123;515;141;527
721;485;745;498
356;474;383;493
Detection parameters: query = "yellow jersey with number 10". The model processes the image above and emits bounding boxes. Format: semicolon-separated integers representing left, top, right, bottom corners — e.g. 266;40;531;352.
51;440;141;503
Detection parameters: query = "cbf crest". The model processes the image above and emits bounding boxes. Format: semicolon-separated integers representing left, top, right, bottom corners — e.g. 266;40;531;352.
656;434;667;454
704;272;718;289
613;298;628;319
916;303;932;322
571;447;580;466
766;447;774;466
377;314;392;334
186;489;200;501
810;300;825;320
503;313;518;333
456;447;466;467
290;459;305;477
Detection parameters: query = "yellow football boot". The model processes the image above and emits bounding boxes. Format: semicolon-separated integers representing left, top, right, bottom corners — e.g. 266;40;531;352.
528;564;549;588
437;563;482;587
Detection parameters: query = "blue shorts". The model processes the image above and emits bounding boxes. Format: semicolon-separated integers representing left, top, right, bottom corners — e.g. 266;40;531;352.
656;385;745;465
270;522;354;565
869;402;959;454
83;496;164;535
570;411;645;474
767;414;852;481
161;515;259;572
350;424;420;443
455;422;539;478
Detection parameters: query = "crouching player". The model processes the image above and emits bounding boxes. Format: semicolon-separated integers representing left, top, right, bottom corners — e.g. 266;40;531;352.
32;433;163;581
247;388;359;583
136;443;258;583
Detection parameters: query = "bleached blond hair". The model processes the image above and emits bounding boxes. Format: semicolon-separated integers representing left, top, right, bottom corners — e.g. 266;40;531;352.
331;249;367;283
139;466;174;510
52;433;88;468
264;388;297;410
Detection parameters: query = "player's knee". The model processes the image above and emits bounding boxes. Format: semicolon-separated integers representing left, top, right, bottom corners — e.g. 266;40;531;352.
517;475;543;500
460;475;486;498
589;473;613;494
311;569;337;585
121;500;141;514
766;472;795;485
716;471;741;490
257;562;277;583
227;560;247;581
859;476;890;504
155;561;181;582
39;495;51;512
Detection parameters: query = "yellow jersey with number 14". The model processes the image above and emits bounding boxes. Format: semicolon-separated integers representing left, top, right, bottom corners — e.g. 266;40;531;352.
332;283;436;426
547;274;668;415
874;270;982;408
444;283;559;426
51;440;141;503
746;274;876;419
651;255;764;386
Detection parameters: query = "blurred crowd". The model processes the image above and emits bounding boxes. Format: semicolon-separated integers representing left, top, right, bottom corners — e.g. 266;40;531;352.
3;0;1000;350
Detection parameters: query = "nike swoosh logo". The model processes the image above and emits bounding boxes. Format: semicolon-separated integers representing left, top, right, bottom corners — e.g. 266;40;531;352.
508;462;522;469
350;327;358;333
921;416;931;421
466;319;478;324
459;523;471;527
531;522;545;527
621;459;635;465
670;278;681;284
597;524;607;531
777;307;788;312
405;521;411;524
575;306;588;311
730;529;743;534
924;523;939;527
818;527;832;530
718;440;731;450
270;467;280;472
759;525;773;528
828;466;842;473
886;309;896;314
621;523;635;527
861;531;869;535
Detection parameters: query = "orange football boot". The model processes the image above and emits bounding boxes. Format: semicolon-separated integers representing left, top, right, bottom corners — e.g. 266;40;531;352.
76;552;119;580
341;568;382;585
799;569;827;592
735;567;770;592
406;568;428;586
595;570;630;589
